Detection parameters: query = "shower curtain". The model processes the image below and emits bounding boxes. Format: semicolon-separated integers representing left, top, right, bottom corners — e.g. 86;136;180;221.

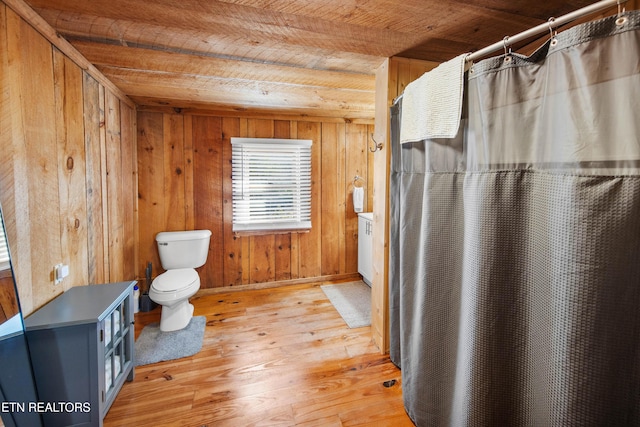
389;10;640;426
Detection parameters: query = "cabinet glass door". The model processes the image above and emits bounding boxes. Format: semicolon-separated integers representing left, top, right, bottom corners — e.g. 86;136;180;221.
104;297;131;401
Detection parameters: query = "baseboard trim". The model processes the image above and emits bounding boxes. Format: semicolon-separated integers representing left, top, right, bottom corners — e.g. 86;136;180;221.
195;273;362;295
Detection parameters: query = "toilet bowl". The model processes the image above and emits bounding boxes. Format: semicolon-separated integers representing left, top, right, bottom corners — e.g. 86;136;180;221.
149;268;200;332
149;229;211;332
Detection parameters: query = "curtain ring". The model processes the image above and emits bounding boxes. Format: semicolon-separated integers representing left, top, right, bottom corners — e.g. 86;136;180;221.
503;36;512;63
548;17;558;47
369;133;383;153
616;0;627;26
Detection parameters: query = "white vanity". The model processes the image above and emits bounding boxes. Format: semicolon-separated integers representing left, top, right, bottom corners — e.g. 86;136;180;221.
358;212;373;286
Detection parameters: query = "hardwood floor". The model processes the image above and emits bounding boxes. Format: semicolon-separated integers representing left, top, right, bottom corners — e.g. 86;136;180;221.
104;282;414;426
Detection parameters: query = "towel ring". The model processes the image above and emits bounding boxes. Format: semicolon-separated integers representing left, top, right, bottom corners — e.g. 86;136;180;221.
353;175;365;188
369;133;383;152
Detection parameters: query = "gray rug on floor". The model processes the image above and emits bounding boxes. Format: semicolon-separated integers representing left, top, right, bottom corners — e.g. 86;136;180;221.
321;281;371;328
134;316;206;366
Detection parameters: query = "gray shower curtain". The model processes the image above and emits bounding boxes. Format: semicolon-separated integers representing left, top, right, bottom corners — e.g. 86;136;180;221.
389;11;640;426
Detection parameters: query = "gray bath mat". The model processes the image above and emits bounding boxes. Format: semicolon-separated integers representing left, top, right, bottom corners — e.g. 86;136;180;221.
134;316;206;366
321;281;371;328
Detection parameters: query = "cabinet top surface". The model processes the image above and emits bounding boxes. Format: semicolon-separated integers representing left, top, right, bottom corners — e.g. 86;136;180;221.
24;281;136;331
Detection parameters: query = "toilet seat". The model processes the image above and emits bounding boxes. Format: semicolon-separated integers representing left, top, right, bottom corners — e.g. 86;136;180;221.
149;268;201;331
152;268;198;292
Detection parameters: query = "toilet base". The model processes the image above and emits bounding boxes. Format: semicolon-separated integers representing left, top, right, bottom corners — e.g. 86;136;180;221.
159;300;195;332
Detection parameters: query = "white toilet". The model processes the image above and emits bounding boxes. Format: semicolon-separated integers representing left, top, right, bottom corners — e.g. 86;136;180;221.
149;229;212;332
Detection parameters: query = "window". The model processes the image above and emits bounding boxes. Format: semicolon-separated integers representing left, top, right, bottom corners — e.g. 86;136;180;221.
0;219;10;270
231;137;312;233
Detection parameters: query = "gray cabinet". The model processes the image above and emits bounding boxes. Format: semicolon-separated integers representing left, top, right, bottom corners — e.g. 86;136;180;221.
358;213;373;286
24;281;136;427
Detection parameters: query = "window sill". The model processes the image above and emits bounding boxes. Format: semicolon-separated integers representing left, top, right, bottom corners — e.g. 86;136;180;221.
233;229;311;238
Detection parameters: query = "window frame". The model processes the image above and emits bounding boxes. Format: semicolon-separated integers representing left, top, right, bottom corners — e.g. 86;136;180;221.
231;137;313;234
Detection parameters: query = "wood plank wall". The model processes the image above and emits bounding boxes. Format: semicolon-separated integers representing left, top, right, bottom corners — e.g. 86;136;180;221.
137;112;374;290
0;2;138;315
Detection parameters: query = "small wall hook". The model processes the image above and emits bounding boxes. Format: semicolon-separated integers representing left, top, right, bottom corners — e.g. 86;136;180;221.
369;133;383;152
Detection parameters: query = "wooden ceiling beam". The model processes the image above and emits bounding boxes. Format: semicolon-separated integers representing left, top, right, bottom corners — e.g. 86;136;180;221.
34;8;384;73
135;101;375;123
73;41;377;91
99;66;375;119
29;2;413;57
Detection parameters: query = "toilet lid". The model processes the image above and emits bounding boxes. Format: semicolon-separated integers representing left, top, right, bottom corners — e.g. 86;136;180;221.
152;268;198;292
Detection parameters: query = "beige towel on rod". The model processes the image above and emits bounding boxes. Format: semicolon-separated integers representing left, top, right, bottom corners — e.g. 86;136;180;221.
400;53;468;143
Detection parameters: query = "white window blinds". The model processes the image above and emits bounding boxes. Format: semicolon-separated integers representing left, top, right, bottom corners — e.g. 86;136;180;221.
0;221;10;269
231;138;312;232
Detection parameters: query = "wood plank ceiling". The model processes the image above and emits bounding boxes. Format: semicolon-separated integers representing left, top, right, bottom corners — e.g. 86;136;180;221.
24;0;615;119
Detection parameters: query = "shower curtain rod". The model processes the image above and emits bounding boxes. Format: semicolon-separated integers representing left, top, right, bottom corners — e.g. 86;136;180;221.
466;0;627;62
392;0;626;105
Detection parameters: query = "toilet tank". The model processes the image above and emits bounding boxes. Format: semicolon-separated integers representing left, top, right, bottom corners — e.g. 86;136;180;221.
156;230;212;270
